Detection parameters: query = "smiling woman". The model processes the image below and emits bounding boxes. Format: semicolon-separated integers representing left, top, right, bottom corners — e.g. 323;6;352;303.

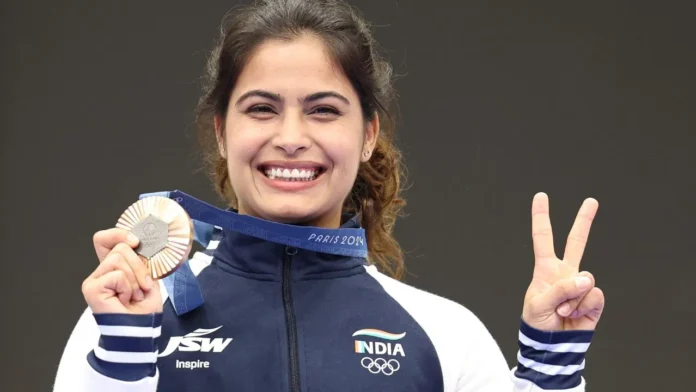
197;13;406;278
53;1;605;391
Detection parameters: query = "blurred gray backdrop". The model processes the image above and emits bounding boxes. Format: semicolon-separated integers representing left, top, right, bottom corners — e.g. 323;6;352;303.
1;0;694;390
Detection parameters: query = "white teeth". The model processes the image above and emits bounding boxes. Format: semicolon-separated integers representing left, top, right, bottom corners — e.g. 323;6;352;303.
263;167;319;181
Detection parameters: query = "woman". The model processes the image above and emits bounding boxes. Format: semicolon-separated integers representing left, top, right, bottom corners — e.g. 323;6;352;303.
54;0;605;391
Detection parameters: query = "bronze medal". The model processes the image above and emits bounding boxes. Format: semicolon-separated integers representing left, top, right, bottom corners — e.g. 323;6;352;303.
116;196;193;280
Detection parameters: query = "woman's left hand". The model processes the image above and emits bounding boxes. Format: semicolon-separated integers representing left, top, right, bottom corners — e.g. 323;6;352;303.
521;192;606;331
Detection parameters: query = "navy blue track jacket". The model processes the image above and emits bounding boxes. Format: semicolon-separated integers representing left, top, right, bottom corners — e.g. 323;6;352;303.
54;212;595;391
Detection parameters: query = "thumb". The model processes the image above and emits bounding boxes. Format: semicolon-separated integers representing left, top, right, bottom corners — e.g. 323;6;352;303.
540;274;595;313
144;276;161;299
569;287;605;320
555;271;595;317
136;274;164;314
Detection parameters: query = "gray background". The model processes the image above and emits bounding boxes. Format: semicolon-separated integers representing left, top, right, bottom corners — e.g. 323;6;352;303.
1;0;694;390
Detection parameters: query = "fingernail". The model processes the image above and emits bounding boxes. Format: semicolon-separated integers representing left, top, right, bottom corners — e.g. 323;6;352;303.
135;289;144;301
575;277;591;289
144;275;153;290
558;303;571;316
127;233;139;244
570;310;579;318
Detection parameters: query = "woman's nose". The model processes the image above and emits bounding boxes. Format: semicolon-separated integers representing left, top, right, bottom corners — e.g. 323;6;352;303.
272;114;312;155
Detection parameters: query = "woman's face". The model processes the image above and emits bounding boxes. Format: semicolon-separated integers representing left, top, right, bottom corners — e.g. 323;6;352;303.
216;34;378;228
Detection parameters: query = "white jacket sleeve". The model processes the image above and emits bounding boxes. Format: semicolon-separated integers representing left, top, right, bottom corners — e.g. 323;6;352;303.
53;307;161;392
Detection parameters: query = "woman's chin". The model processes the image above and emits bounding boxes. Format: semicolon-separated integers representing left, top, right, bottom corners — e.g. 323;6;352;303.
254;203;324;226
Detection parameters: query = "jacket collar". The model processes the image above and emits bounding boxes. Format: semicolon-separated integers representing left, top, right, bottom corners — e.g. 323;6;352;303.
210;213;367;280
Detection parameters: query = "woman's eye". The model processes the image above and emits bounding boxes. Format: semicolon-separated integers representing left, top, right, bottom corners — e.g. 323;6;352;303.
311;106;340;116
247;105;275;114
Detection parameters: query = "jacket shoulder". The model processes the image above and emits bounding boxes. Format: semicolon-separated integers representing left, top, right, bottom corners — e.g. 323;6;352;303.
364;265;511;390
364;265;485;329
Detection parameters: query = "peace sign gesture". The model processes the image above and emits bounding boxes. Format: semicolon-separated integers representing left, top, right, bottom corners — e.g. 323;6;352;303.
521;193;606;331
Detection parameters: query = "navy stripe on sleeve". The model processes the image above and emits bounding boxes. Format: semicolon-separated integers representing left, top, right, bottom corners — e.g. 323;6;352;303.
520;318;594;344
519;345;587;367
98;335;157;353
93;313;163;327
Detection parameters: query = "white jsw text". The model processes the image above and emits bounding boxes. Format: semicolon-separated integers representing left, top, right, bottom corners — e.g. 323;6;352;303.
159;326;233;358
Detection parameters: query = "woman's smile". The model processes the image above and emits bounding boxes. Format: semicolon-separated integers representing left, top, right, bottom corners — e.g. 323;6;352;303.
256;160;328;191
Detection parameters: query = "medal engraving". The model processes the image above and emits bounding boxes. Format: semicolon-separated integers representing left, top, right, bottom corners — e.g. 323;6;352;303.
131;215;169;259
116;196;193;280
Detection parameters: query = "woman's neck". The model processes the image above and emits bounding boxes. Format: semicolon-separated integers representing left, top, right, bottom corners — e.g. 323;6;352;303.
236;204;343;229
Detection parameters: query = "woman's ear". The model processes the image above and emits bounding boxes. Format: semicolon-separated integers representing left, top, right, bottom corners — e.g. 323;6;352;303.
214;115;226;158
361;113;380;162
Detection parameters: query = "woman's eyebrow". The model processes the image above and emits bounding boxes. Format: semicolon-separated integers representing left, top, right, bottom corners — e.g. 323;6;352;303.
235;90;283;107
235;90;351;107
301;91;350;105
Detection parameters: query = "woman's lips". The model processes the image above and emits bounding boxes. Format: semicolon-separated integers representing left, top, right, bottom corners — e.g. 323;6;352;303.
256;162;326;191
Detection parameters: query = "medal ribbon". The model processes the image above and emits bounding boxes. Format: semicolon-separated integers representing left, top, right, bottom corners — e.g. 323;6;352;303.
138;190;368;315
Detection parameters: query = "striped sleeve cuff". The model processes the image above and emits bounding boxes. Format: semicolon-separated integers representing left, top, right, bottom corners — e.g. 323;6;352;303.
513;318;594;390
87;313;163;382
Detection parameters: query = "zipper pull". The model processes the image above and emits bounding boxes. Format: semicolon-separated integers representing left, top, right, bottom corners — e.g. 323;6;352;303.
285;246;298;256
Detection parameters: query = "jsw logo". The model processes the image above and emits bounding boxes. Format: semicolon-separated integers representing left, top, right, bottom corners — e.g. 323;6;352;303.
159;326;233;357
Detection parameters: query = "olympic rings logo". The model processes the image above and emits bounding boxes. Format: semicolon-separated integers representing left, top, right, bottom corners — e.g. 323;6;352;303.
361;357;401;376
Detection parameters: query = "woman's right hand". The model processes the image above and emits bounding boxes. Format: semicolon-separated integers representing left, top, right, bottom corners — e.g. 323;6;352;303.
82;228;163;314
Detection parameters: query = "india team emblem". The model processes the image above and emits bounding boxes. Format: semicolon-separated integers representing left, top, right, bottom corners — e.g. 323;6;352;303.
352;329;406;376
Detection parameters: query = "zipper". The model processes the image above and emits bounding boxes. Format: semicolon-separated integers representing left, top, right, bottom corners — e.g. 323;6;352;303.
282;246;301;392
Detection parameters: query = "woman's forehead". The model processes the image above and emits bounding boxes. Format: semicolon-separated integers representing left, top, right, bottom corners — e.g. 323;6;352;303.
233;36;354;99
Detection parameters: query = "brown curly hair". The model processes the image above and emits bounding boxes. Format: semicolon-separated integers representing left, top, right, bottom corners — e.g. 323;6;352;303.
195;0;407;279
